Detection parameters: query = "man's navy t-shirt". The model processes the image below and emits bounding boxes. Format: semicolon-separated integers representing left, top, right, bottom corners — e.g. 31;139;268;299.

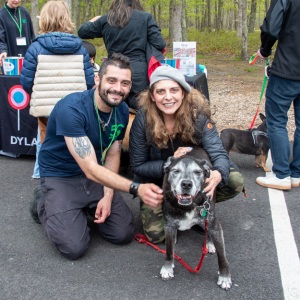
39;89;129;177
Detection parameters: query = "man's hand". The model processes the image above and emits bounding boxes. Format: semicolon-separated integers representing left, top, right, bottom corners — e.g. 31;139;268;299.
0;52;7;67
94;196;112;224
138;184;163;208
256;49;266;59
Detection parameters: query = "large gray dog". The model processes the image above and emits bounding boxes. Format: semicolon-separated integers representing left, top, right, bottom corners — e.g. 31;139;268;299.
161;147;232;290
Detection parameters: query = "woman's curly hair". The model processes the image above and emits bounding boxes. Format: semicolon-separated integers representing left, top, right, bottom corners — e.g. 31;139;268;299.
138;85;211;148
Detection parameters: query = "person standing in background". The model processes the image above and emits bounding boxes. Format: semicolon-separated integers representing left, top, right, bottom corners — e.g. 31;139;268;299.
78;0;166;110
0;0;35;157
20;0;94;179
0;0;35;66
256;0;300;190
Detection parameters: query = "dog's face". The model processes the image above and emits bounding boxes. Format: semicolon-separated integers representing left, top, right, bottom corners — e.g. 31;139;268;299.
163;156;210;206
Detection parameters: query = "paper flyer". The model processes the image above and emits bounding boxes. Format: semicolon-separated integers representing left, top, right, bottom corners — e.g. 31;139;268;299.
173;41;196;76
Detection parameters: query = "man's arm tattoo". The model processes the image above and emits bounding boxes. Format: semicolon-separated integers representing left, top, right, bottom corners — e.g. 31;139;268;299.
72;137;91;159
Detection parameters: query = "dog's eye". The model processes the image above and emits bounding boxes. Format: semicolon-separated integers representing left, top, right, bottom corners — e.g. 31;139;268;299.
194;171;202;175
172;169;180;174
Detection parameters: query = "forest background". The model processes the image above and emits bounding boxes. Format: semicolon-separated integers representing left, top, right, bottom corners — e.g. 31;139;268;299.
1;0;273;63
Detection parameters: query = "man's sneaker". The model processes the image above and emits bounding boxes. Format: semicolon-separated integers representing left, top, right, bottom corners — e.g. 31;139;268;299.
30;185;42;224
256;174;291;190
291;177;300;188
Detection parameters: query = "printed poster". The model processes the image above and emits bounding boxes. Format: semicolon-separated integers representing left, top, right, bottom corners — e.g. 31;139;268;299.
173;41;197;76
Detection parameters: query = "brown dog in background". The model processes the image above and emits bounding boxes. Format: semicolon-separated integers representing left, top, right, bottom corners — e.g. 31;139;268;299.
220;113;270;172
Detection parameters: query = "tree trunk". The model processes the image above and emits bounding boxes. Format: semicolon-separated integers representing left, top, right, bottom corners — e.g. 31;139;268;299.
216;0;223;31
169;0;182;43
248;0;257;33
31;0;39;35
207;0;212;31
182;0;187;41
237;0;242;37
241;0;248;60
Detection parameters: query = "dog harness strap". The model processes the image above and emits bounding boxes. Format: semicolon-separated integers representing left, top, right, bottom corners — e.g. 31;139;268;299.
251;130;269;145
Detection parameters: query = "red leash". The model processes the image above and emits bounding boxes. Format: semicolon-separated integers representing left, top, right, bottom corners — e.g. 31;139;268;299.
135;219;209;274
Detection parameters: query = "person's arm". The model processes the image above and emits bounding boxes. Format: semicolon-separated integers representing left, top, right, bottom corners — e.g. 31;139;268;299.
0;19;7;66
0;51;7;66
146;14;166;52
259;0;288;57
93;139;122;223
64;135;163;207
78;17;103;39
20;44;37;94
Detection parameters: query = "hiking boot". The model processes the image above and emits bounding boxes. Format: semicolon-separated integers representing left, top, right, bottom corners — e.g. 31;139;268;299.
291;177;300;188
256;174;291;190
30;185;43;224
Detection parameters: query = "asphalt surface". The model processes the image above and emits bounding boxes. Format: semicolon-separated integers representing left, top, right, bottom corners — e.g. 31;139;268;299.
0;152;299;300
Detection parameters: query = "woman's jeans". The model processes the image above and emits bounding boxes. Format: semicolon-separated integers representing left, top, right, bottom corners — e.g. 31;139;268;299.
32;128;41;179
265;74;300;179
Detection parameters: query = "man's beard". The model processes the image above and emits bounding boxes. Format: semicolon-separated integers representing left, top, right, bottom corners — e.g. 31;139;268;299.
98;86;127;108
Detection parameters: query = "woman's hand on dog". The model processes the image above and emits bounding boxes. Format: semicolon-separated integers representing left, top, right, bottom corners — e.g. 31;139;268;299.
203;170;222;197
138;184;163;208
173;147;193;158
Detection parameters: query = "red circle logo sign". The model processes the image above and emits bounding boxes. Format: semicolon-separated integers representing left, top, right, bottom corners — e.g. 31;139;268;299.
8;85;30;110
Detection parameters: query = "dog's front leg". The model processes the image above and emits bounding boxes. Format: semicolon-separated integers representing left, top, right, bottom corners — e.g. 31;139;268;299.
209;220;232;290
160;225;177;280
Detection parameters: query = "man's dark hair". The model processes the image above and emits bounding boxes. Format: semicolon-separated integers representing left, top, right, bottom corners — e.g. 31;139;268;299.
82;40;97;58
98;53;132;80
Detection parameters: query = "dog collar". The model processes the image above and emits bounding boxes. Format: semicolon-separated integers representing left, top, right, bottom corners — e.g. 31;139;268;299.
199;196;211;217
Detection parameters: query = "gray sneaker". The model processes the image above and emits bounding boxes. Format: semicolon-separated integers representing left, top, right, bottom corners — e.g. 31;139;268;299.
256;174;291;190
30;185;42;224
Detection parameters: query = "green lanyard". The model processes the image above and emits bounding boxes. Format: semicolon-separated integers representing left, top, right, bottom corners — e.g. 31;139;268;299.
93;95;117;165
4;5;23;37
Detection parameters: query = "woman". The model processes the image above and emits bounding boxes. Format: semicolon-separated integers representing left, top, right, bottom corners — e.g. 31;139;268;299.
78;0;166;110
129;65;244;243
20;0;94;178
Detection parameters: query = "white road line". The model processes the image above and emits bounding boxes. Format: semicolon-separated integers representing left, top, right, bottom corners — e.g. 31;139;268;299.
266;153;300;300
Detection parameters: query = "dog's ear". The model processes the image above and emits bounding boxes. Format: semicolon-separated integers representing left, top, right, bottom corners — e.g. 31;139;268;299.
163;157;174;173
259;113;266;122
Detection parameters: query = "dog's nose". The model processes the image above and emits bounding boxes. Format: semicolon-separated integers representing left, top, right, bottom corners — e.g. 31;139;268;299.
181;180;192;190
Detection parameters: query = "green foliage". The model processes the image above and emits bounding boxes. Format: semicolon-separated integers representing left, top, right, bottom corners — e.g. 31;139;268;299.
163;29;262;59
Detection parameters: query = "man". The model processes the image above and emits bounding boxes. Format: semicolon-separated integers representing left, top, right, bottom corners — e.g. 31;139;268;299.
256;0;300;190
0;0;35;66
32;53;163;260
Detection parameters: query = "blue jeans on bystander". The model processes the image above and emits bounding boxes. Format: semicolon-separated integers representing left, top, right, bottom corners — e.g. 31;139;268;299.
265;74;300;179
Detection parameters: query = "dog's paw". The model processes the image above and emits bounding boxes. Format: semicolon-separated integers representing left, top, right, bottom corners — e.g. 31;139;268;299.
160;264;174;280
207;240;216;254
217;274;232;290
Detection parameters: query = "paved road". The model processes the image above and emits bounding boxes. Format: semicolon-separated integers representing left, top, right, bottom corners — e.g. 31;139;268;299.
0;152;299;300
